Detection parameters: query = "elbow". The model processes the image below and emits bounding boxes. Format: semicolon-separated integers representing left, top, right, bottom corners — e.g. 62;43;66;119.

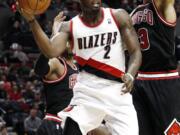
43;48;59;58
45;53;59;59
39;41;59;58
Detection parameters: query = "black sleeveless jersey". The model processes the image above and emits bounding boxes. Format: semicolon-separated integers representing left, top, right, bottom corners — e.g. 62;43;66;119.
131;2;177;72
42;58;78;115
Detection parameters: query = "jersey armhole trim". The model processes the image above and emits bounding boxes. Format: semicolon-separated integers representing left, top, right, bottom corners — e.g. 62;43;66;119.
110;8;120;29
70;20;74;51
152;0;176;27
43;58;67;84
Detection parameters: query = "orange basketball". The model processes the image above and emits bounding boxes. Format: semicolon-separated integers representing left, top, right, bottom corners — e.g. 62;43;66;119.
17;0;51;15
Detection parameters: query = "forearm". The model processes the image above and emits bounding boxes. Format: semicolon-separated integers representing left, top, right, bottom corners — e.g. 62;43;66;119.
29;20;57;58
127;49;142;77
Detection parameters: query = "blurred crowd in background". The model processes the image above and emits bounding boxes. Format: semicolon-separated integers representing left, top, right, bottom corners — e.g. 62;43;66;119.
0;0;180;134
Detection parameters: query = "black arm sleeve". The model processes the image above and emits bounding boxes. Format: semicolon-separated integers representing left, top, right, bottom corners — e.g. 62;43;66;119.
34;54;50;77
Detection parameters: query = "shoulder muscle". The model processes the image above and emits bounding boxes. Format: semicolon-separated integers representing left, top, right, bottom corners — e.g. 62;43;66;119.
111;9;132;30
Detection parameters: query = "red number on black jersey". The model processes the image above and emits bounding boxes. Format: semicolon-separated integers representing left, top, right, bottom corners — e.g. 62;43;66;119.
69;74;77;89
138;28;150;51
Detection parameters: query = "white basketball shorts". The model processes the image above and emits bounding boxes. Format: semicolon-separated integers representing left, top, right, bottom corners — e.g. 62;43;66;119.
58;71;138;135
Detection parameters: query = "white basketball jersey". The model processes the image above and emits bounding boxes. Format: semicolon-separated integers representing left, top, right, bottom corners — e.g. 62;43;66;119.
71;8;125;78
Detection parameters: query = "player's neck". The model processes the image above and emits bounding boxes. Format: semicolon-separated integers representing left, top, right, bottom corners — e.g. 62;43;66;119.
80;8;102;26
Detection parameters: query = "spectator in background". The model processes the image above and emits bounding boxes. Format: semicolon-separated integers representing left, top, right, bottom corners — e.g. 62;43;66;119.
120;0;134;13
0;0;14;39
9;83;22;101
24;108;42;135
0;117;7;135
0;74;12;94
22;81;35;104
11;43;29;64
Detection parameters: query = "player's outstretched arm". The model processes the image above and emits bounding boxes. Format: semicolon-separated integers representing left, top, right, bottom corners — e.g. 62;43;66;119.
19;8;69;58
112;9;142;93
153;0;176;24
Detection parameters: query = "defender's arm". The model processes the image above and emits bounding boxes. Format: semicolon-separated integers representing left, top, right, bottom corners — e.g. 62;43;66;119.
154;0;176;25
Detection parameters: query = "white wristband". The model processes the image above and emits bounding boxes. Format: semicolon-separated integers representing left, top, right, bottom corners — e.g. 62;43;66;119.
126;73;134;81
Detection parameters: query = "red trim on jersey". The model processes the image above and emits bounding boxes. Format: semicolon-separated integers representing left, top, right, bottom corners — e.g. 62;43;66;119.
75;55;125;78
70;20;74;50
78;8;104;28
44;118;62;123
137;70;180;80
43;58;67;84
46;113;61;119
44;114;62;123
130;3;150;17
75;56;86;66
137;76;180;80
138;70;178;74
110;8;120;29
152;0;176;27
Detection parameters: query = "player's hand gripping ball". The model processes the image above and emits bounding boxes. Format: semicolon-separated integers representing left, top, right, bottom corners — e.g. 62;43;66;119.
16;0;51;15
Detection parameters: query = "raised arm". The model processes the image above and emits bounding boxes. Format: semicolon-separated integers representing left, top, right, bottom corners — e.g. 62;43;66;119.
20;9;70;58
153;0;176;24
112;9;142;93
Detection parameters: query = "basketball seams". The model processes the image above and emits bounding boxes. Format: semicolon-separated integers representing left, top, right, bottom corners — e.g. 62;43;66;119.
19;0;51;15
26;0;34;10
26;0;37;14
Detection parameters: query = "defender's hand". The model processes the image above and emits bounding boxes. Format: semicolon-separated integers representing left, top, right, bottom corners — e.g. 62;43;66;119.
52;12;66;35
16;1;35;22
121;73;134;95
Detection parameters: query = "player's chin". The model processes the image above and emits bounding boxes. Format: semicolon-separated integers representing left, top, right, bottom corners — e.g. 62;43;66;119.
92;7;100;12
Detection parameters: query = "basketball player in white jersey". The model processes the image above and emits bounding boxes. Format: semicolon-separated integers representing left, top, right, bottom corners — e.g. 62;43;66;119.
19;0;142;134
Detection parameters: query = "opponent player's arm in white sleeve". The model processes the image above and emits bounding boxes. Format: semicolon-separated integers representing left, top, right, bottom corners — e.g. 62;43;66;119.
153;0;176;24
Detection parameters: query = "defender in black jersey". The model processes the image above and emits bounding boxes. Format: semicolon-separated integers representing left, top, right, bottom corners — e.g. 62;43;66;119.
34;49;78;135
131;0;180;134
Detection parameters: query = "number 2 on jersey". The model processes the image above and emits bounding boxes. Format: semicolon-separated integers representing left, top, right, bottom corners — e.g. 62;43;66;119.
104;45;111;59
138;28;150;51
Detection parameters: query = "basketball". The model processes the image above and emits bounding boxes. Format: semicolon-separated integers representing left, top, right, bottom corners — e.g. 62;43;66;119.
17;0;51;15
